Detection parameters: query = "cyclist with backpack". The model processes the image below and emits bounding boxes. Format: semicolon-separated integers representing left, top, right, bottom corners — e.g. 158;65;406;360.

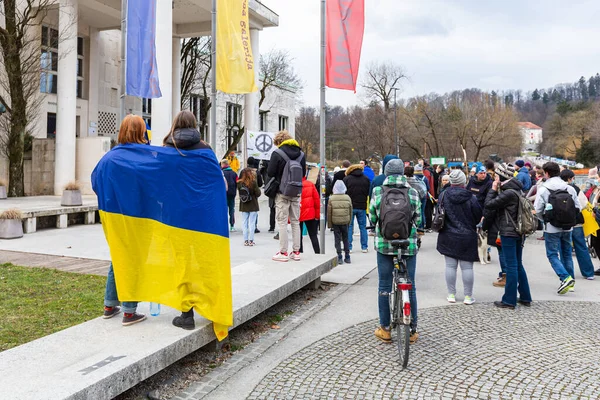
369;159;422;344
237;168;261;247
534;162;582;294
267;131;307;262
484;163;533;309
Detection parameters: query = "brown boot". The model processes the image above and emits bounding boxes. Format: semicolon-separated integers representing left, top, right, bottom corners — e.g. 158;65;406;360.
493;273;506;287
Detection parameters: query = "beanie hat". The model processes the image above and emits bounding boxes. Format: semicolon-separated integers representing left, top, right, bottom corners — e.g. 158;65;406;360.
449;169;466;186
495;163;516;181
470;167;477;173
477;166;487;173
385;158;405;176
332;180;347;194
515;160;525;168
414;164;424;174
525;162;532;169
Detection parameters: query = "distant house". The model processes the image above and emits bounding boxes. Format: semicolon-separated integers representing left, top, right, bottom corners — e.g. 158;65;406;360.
518;122;543;152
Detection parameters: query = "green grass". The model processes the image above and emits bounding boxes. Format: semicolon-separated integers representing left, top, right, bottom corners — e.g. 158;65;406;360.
0;263;106;351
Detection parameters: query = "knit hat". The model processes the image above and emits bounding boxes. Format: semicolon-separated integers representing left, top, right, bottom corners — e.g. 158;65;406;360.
525;162;532;169
414;164;423;174
495;163;516;181
515;160;525;168
477;166;487;173
589;167;598;178
471;167;477;173
385;158;405;176
333;180;347;194
449;169;466;186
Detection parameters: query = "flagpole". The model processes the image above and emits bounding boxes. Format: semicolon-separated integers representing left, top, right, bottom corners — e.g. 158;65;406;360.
319;0;326;254
120;0;128;126
210;0;217;149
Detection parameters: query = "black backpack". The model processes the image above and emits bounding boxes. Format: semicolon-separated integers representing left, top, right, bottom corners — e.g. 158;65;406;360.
545;188;577;229
275;148;304;197
239;185;252;203
379;186;412;240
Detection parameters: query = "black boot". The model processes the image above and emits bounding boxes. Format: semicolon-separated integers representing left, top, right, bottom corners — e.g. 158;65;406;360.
172;309;195;330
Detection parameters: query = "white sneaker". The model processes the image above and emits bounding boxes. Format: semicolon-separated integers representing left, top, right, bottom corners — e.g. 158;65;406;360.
272;252;289;262
447;294;456;303
463;295;475;305
290;251;301;261
361;249;368;253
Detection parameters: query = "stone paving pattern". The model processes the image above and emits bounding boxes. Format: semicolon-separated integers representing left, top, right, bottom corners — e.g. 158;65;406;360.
247;301;600;400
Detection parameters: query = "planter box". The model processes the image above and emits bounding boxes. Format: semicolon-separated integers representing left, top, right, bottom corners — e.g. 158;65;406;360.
0;186;6;199
0;219;23;239
61;190;82;206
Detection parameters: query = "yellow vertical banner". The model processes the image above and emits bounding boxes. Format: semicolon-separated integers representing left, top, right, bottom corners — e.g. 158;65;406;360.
216;0;258;94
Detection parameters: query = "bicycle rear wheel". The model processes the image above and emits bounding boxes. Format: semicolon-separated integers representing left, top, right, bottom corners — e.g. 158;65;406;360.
396;322;410;368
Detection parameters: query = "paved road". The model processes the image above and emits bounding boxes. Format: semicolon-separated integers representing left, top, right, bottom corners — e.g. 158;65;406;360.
173;230;600;400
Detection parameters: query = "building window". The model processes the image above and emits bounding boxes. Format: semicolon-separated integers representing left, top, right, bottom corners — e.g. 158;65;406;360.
259;110;268;131
47;113;57;139
41;26;84;99
142;98;152;129
226;102;242;150
278;115;288;131
189;94;208;140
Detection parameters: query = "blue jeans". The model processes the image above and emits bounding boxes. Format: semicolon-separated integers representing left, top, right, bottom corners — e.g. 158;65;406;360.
348;209;368;251
242;211;258;241
571;226;595;278
500;236;532;307
377;252;417;330
104;263;138;314
497;246;506;277
544;231;575;281
227;195;236;227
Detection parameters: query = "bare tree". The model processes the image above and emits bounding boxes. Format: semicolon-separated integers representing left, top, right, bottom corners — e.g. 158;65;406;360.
258;48;302;108
295;106;319;157
0;0;63;196
180;37;211;136
361;61;408;111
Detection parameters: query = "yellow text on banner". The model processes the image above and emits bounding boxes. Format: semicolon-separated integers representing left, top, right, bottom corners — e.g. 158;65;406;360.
216;0;258;94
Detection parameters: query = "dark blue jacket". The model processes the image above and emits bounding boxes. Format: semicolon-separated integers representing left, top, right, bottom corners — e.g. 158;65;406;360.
222;167;237;197
516;167;532;191
466;174;492;209
369;155;398;198
436;186;482;262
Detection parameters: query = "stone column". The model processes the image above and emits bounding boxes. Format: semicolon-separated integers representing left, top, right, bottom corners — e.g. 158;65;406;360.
87;28;100;137
243;29;261;168
54;0;78;194
150;0;173;146
172;37;181;121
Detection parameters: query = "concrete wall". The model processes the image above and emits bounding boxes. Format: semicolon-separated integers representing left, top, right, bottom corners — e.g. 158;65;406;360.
31;139;55;195
76;137;111;194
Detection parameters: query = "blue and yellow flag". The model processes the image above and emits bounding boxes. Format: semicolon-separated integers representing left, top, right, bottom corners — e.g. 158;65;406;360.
92;144;232;340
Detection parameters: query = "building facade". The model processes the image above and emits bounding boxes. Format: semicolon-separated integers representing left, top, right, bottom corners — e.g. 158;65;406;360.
1;0;292;195
518;121;543;152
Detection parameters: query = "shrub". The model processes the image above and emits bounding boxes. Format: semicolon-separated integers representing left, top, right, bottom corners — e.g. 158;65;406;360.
64;181;81;191
0;208;22;219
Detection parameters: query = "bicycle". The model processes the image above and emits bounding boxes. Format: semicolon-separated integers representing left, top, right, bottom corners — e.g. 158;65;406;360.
389;239;412;369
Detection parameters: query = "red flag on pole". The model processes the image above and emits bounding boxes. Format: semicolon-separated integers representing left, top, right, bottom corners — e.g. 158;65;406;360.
325;0;365;92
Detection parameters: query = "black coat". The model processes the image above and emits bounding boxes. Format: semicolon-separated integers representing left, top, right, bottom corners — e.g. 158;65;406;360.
267;143;307;188
436;186;482;262
332;169;347;187
222;167;238;197
483;178;524;238
343;165;371;210
466;174;492;209
164;128;211;151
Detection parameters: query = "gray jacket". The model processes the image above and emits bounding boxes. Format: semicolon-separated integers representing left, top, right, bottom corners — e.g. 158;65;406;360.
534;176;581;233
406;176;427;200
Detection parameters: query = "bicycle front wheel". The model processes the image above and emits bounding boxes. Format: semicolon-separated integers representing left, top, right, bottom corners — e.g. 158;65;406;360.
396;322;410;368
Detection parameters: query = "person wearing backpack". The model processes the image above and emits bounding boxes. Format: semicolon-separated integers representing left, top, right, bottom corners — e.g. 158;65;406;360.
267;130;307;262
436;170;482;305
484;163;533;309
328;180;353;264
221;159;238;232
369;159;422;344
237;168;261;247
534;162;581;294
299;176;321;254
560;169;595;280
344;163;372;253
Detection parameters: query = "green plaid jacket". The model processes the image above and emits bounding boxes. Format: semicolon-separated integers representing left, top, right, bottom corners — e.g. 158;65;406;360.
369;175;422;256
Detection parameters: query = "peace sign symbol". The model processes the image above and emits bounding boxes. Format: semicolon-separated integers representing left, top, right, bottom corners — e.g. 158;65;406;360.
256;134;273;153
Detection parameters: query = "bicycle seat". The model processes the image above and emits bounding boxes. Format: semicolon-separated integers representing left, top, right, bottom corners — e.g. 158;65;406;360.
391;239;410;249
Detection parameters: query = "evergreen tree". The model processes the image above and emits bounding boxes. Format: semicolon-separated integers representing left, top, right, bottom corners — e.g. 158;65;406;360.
532;89;541;101
542;92;550;104
588;76;597;98
579;76;588;100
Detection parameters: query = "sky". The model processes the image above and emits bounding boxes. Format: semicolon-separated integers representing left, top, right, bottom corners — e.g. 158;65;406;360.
258;0;600;108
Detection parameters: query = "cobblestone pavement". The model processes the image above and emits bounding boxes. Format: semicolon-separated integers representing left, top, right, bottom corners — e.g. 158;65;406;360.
247;301;600;400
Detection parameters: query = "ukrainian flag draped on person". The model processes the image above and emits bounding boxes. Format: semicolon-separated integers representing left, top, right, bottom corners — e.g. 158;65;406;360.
92;144;232;340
